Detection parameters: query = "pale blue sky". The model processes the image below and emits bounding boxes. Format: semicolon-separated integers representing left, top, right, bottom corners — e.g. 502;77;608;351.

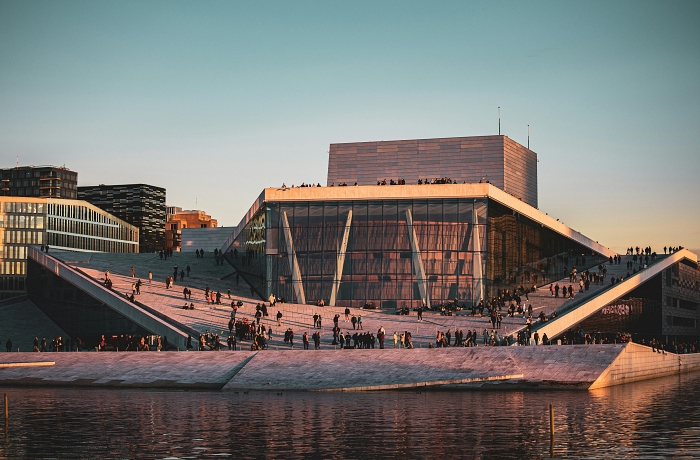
1;0;698;253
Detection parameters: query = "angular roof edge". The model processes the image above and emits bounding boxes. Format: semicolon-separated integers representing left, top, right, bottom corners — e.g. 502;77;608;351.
221;184;616;258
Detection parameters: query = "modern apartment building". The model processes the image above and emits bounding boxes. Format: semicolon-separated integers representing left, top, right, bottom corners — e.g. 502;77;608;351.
0;197;139;299
78;184;166;253
0;166;78;199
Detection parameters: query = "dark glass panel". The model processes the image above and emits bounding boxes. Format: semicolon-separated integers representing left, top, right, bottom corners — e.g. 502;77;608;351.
382;201;398;222
352;201;367;223
368;201;383;218
485;199;607;300
308;204;324;225
458;200;474;223
293;203;309;227
475;200;487;225
279;203;294;221
412;200;428;221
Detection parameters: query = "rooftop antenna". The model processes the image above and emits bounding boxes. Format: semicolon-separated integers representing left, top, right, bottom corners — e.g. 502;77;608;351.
498;107;501;135
196;197;198;209
16;156;18;168
528;125;530;149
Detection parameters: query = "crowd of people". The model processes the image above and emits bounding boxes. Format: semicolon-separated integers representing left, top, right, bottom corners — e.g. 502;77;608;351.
282;177;493;188
644;338;700;354
663;246;684;254
27;336;82;352
42;241;693;355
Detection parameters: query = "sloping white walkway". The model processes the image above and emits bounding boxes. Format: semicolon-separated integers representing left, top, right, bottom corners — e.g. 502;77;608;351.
29;247;194;350
532;249;697;340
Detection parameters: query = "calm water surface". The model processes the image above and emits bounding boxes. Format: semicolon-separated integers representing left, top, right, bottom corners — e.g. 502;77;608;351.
0;372;698;459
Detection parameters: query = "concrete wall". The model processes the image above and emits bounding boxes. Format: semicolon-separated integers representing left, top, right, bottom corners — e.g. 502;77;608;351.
590;342;700;389
181;227;232;252
0;343;698;391
327;135;538;208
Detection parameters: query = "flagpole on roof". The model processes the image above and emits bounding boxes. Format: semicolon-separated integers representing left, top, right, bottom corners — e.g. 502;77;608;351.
498;107;500;135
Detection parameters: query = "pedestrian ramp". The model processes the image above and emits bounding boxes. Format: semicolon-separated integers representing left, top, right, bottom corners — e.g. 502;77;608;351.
530;249;697;340
28;247;196;350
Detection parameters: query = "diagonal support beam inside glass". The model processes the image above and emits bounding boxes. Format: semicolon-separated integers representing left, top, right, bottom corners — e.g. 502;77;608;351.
329;210;352;306
282;211;306;305
405;209;430;307
472;209;484;303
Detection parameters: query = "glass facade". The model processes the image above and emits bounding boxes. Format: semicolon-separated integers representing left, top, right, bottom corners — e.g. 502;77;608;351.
567;273;663;342
226;196;607;309
486;200;607;297
0;198;138;299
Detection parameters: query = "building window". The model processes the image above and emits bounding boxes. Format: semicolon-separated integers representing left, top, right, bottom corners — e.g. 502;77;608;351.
667;316;697;328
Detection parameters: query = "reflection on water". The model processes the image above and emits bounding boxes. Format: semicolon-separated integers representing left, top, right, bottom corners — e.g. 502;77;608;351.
0;372;699;459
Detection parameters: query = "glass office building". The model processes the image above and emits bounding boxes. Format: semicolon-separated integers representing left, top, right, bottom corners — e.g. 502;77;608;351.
0;197;138;299
225;185;610;309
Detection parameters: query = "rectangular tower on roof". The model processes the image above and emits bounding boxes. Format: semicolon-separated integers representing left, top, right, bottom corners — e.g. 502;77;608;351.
327;135;538;208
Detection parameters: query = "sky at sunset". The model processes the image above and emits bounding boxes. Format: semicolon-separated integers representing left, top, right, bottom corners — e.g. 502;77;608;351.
1;0;698;254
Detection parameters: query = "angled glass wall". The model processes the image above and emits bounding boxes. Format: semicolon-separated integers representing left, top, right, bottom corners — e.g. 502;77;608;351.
226;209;267;298
485;200;607;299
263;198;487;309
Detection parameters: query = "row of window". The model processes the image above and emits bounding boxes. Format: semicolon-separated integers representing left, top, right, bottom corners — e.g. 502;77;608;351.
1;202;45;214
0;245;27;260
0;275;24;292
667;296;699;311
47;203;124;225
3;188;76;198
1;230;44;245
47;217;134;242
3;179;76;189
0;169;76;181
666;316;697;328
0;261;25;275
0;215;45;229
46;232;137;253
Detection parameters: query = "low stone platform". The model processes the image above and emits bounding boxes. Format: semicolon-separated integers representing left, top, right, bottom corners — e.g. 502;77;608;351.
0;352;255;389
0;343;697;391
